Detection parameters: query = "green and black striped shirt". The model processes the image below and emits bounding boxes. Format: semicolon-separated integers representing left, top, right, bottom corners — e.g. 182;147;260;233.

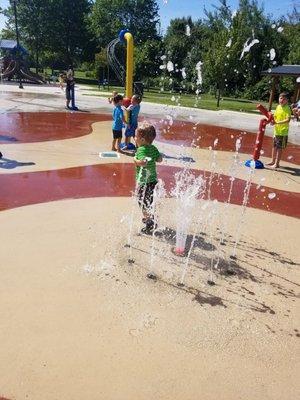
135;144;160;184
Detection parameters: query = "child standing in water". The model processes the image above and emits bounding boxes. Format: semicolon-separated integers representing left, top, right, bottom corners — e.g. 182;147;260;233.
267;92;291;169
65;66;75;109
134;123;162;233
112;94;124;151
124;95;141;149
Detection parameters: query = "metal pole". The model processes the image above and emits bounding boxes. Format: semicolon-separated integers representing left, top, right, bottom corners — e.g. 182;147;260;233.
13;0;23;89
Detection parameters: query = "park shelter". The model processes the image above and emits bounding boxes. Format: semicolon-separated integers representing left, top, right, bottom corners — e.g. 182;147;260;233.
0;39;28;55
261;65;300;110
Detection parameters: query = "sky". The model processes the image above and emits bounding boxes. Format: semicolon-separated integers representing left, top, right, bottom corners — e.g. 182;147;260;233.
0;0;298;34
158;0;298;32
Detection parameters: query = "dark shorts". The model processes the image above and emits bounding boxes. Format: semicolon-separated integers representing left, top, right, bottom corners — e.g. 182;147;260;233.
112;130;122;139
273;136;288;149
125;124;137;138
137;181;157;211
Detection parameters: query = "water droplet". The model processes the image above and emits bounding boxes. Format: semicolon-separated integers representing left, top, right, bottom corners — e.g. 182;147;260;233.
167;61;174;72
270;48;276;61
235;138;241;151
226;38;232;48
250;160;256;169
268;192;276;200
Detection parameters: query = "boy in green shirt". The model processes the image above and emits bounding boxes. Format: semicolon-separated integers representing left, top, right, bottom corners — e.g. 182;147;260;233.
267;92;291;169
134;123;162;233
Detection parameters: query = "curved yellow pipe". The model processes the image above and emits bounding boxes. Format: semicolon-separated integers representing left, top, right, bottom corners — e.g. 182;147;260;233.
124;32;134;98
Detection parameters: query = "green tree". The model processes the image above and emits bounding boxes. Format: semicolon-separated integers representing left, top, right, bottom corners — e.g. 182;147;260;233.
2;0;92;68
90;0;159;49
134;39;163;83
163;17;194;86
49;0;93;65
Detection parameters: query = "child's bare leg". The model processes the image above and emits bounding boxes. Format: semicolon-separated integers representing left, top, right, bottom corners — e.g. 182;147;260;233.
274;148;282;168
125;136;129;145
142;210;151;220
266;147;276;165
112;139;117;151
116;138;121;152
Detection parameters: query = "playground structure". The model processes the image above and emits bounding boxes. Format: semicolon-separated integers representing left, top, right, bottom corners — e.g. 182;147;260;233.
107;30;143;98
245;104;274;169
0;39;45;84
107;29;134;101
107;30;137;150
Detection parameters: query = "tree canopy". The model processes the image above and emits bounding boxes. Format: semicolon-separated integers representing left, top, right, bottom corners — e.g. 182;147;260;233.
0;0;298;99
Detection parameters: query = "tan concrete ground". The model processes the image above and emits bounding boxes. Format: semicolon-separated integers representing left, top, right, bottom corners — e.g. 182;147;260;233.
0;198;299;400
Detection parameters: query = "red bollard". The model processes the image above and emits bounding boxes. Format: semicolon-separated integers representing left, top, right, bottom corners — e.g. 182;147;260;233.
245;104;274;169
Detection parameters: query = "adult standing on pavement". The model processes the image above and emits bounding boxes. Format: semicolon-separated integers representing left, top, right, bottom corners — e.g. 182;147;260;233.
65;65;75;109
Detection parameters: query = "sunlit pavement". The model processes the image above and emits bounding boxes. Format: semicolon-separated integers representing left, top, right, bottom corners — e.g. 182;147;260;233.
0;85;299;400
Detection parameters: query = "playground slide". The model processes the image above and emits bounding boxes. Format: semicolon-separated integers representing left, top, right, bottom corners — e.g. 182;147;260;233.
20;68;45;84
1;60;17;79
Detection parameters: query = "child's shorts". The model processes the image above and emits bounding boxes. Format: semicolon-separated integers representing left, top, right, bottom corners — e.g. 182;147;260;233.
137;181;157;211
125;124;137;138
273;135;288;149
113;129;122;139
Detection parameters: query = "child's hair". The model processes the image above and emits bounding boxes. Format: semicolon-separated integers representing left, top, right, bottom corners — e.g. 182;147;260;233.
132;94;141;103
279;92;289;100
136;123;156;143
113;94;123;104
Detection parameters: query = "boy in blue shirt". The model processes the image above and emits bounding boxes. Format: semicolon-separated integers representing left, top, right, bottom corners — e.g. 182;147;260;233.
112;94;124;151
124;95;141;149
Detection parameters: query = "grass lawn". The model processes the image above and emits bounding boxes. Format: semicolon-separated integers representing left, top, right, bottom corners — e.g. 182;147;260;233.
80;84;267;113
36;68;267;113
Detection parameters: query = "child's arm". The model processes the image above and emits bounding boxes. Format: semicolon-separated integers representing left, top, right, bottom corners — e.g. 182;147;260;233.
124;105;133;112
274;117;291;125
134;157;147;167
155;148;163;163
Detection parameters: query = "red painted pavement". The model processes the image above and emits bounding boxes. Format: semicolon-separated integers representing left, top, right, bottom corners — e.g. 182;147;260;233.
1;112;299;164
0;112;109;144
148;118;300;165
0;163;299;218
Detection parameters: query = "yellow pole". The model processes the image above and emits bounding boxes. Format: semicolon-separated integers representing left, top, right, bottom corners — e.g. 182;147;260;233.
124;32;134;98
